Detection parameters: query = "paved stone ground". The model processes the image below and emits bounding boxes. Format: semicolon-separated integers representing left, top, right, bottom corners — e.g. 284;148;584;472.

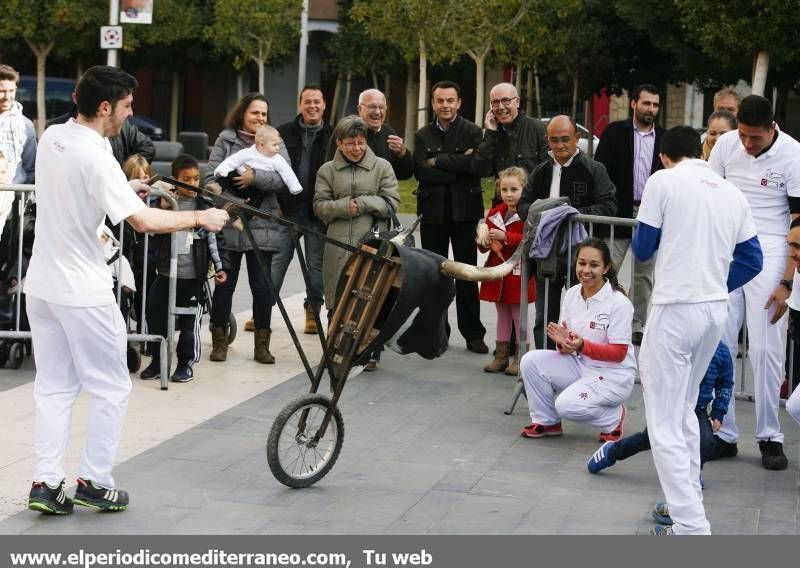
1;217;799;534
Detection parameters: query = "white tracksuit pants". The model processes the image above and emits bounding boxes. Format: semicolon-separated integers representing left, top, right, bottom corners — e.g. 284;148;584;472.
639;301;727;535
720;243;787;445
520;350;633;432
787;384;800;425
27;297;131;489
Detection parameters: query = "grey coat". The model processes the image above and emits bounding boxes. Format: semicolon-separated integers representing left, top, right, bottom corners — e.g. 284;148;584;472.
205;128;291;253
313;146;400;310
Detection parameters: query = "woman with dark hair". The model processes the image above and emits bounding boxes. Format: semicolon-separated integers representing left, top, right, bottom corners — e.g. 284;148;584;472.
313;115;400;370
519;238;636;441
204;92;292;364
702;110;737;160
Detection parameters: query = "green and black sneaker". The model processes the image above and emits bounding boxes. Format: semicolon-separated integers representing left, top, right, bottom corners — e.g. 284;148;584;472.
28;480;73;515
73;478;129;512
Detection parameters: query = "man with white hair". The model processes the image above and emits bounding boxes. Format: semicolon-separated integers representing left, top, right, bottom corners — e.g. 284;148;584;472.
356;89;413;180
474;82;548;179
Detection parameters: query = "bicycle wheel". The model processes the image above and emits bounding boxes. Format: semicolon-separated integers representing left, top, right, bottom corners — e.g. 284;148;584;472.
266;393;344;488
227;313;237;344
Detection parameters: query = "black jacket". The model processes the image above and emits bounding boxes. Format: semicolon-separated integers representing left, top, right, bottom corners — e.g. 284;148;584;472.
277;114;333;217
518;151;617;221
366;125;414;180
47;108;155;165
474;112;548;177
414;115;484;224
594;119;665;230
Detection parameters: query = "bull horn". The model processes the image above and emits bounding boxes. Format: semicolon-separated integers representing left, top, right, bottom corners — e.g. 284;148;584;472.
440;243;524;281
390;215;422;247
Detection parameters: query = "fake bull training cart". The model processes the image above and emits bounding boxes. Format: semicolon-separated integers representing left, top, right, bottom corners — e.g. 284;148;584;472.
158;175;522;488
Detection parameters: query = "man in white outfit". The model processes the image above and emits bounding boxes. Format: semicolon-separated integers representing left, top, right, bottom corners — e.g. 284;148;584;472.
707;95;800;470
24;66;228;515
633;126;762;535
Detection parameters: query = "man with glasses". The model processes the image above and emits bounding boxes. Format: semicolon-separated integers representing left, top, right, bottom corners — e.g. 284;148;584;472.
356;89;413;180
518;115;617;350
414;80;488;354
595;84;665;345
474;82;548;181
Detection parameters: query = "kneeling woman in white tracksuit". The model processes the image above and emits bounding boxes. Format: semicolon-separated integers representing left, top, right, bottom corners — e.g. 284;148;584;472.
520;238;636;440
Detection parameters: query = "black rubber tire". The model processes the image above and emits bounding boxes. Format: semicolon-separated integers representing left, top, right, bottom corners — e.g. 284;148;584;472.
227;313;237;345
8;342;24;369
127;346;142;373
266;394;344;488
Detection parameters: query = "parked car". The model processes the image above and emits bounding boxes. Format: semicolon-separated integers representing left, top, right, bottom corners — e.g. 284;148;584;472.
16;76;76;122
128;115;165;141
539;117;600;155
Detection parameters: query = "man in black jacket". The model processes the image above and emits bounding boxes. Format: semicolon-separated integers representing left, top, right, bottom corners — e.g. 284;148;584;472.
277;86;333;333
474;82;548;181
415;80;487;353
519;115;617;349
594;84;664;344
357;89;413;180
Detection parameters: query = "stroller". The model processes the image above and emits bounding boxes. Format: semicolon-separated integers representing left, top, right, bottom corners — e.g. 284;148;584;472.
0;195;34;369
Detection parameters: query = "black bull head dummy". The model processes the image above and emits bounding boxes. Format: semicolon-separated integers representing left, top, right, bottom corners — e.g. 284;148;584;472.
339;225;524;364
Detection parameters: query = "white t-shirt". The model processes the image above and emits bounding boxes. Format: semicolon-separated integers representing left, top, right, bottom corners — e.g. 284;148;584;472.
25;119;145;307
213;145;303;195
547;149;579;199
787;270;800;311
636;159;757;305
708;127;800;239
559;281;637;372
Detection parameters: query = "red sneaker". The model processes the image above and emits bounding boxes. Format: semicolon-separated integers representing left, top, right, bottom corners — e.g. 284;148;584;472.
599;404;626;442
521;422;563;438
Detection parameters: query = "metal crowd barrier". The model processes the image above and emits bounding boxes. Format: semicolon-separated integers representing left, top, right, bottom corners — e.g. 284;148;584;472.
505;212;793;414
0;183;185;391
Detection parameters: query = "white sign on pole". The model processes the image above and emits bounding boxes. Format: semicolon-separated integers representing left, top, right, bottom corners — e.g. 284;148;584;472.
100;26;123;49
120;0;154;24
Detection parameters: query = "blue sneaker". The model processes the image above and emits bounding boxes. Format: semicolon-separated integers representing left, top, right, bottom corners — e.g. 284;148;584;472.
650;524;673;535
700;474;704;489
587;441;617;473
651;502;673;525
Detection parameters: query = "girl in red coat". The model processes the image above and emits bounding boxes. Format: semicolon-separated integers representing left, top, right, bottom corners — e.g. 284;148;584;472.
477;167;535;375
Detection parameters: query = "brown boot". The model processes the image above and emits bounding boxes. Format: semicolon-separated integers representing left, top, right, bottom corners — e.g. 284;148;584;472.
505;344;528;376
304;304;318;334
209;326;228;362
484;342;510;373
244;318;255;332
254;328;275;364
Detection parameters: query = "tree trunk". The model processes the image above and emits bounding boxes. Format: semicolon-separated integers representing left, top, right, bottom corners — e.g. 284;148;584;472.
571;74;579;120
525;68;533;116
474;53;486;124
384;73;391;122
330;72;343;124
28;40;54;137
170;71;180;142
404;62;416;152
515;59;523;93
257;59;266;95
371;70;379;89
343;70;353;115
751;51;769;96
587;94;595;158
417;39;428;130
534;64;542;119
236;71;245;100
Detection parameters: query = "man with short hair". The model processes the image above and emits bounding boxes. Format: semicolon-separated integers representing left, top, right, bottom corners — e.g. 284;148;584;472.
708;95;800;470
277;86;333;333
0;64;36;183
25;66;228;516
713;88;741;115
356;89;413;180
518;115;617;350
595;84;665;344
415;80;487;354
474;82;548;179
633;125;761;535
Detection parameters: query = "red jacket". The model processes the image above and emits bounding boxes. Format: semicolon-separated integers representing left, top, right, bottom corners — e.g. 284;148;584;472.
478;203;535;304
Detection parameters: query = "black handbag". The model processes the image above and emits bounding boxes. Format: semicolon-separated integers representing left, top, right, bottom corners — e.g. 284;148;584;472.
359;198;415;247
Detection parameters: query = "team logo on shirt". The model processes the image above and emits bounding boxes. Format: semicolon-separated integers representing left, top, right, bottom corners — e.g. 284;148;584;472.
589;312;609;331
761;169;786;190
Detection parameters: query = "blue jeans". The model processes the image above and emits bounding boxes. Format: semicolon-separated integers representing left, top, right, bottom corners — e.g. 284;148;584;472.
613;409;716;467
273;208;325;307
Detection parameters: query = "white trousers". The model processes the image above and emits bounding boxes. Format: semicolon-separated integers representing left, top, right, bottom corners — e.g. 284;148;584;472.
640;301;727;535
27;297;131;489
611;238;655;332
720;250;787;444
786;384;800;425
520;350;633;432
